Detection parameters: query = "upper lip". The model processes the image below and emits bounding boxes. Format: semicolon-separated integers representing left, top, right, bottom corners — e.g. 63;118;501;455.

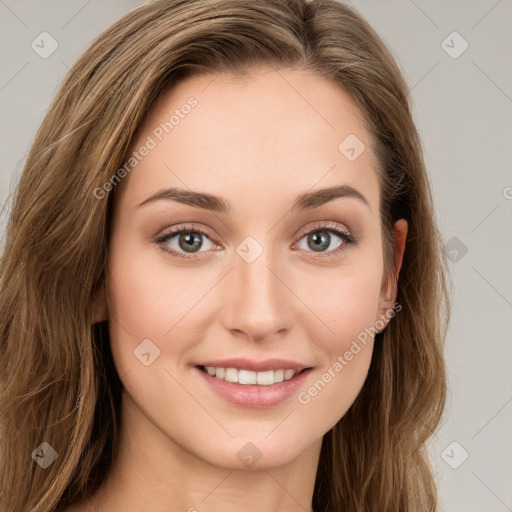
194;357;313;373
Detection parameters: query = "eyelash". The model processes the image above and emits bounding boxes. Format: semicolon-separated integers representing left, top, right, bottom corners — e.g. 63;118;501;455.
154;221;357;260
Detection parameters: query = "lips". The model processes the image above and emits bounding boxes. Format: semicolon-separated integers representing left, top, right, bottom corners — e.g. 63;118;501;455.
193;357;314;408
193;357;311;373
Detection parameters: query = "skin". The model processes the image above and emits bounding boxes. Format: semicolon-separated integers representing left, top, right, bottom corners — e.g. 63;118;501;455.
78;66;407;512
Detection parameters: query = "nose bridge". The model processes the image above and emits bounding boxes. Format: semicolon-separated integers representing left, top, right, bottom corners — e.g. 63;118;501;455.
221;236;292;341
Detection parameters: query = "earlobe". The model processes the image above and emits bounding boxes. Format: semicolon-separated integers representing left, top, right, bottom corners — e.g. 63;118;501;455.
92;281;108;323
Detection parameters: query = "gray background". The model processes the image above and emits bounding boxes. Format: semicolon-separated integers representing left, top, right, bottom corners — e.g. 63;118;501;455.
1;1;511;511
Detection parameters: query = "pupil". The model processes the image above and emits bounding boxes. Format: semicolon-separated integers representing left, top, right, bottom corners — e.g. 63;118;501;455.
309;231;329;252
179;232;202;252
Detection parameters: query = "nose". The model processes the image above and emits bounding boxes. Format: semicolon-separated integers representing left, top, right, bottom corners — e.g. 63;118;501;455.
220;241;294;343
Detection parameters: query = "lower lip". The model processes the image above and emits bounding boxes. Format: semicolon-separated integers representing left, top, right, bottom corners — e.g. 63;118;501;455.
194;367;312;409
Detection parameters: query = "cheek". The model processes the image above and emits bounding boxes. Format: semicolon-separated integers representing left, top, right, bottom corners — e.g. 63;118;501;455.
291;264;382;425
298;264;383;352
105;238;220;379
107;239;206;337
105;237;176;378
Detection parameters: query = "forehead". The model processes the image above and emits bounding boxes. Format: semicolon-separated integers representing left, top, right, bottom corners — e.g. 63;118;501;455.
116;66;380;216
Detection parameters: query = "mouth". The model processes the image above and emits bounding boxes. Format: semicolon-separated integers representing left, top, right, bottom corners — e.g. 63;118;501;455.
196;365;309;385
193;359;314;409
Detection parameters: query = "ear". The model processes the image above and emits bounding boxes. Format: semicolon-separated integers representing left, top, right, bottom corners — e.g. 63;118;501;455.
92;281;109;323
375;218;408;328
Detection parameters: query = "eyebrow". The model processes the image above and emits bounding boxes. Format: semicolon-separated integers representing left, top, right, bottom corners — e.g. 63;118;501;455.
137;184;370;213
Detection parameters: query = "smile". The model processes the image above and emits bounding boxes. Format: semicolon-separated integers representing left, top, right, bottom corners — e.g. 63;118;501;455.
194;364;313;409
199;366;300;385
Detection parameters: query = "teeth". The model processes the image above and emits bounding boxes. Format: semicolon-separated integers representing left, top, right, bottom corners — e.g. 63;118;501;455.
239;370;257;385
256;370;274;385
273;369;284;383
284;369;295;380
203;366;298;385
225;368;238;383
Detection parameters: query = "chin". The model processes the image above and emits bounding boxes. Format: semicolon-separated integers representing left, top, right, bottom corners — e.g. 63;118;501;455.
192;430;317;470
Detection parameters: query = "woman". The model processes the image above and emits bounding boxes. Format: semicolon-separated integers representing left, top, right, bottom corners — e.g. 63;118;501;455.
0;0;451;511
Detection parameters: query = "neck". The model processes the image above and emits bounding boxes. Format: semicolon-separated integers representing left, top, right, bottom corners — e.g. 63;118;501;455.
91;389;321;512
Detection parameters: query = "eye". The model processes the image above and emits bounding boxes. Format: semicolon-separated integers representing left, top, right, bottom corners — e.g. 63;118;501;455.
294;221;356;257
155;225;216;259
154;221;357;260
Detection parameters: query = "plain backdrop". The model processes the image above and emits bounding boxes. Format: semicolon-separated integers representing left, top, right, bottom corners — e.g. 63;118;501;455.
0;1;511;511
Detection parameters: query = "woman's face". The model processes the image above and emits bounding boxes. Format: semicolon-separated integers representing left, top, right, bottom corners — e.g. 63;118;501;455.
102;66;406;469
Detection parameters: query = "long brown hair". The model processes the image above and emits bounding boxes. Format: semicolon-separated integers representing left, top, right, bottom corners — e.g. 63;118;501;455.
0;1;451;510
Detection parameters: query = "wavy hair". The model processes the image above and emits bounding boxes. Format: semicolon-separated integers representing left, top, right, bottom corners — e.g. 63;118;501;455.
0;0;451;510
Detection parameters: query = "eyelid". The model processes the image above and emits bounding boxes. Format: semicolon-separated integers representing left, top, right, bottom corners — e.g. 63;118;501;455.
154;220;356;259
296;220;353;241
156;223;217;240
154;223;220;256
